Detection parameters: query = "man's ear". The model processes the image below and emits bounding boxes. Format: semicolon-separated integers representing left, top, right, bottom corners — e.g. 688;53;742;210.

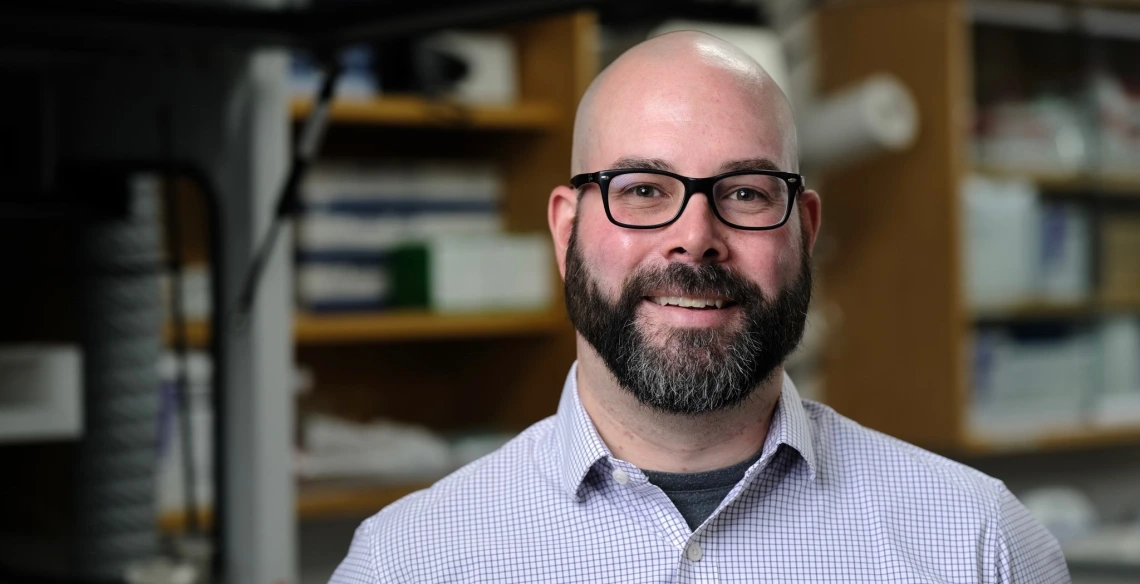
798;189;822;254
548;185;578;280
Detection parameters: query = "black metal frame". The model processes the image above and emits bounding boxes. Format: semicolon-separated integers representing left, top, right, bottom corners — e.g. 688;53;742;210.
0;0;604;53
0;162;229;584
570;168;804;230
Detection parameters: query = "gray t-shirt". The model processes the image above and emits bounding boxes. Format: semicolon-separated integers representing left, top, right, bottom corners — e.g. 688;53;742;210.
642;449;764;531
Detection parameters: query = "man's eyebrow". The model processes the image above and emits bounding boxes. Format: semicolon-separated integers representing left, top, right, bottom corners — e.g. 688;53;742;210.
606;157;786;175
717;158;784;174
608;156;676;172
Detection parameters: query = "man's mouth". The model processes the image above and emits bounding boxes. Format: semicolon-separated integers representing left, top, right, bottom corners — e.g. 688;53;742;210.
645;296;736;310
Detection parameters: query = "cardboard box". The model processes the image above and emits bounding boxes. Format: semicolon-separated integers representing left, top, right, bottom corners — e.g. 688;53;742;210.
1100;214;1140;306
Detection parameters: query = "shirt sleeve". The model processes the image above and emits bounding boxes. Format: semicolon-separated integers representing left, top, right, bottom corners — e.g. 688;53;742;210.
328;518;385;584
994;484;1071;584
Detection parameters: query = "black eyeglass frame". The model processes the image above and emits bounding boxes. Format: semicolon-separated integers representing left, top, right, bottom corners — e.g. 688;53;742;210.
570;168;805;231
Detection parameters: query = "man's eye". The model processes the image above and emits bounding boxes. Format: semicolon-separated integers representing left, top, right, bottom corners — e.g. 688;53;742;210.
632;185;659;197
729;188;761;201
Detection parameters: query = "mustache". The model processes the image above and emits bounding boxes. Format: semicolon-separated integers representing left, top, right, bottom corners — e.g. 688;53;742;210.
618;262;765;309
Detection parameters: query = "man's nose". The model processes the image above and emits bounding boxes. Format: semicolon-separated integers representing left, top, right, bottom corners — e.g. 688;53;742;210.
663;193;729;263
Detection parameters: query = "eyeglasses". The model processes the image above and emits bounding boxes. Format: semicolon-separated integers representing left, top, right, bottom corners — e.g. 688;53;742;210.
570;168;804;230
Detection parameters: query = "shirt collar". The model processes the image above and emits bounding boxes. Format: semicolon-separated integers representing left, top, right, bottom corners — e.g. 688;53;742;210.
554;363;818;501
555;363;612;501
763;372;818;482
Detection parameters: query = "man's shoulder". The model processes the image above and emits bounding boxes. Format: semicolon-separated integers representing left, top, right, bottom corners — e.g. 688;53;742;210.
382;414;559;516
350;415;564;563
804;400;1068;581
339;414;588;580
804;399;1007;510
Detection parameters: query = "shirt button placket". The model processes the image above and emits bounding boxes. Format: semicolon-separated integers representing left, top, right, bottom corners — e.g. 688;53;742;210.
679;538;718;584
685;541;703;562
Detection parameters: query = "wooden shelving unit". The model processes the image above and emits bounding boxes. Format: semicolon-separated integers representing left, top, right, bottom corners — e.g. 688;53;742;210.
815;0;1140;455
291;95;563;131
158;12;598;533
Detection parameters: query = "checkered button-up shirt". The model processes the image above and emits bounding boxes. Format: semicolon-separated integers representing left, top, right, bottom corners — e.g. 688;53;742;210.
329;363;1070;583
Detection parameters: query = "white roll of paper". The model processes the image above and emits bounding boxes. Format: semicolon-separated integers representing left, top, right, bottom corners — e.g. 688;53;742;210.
800;74;919;172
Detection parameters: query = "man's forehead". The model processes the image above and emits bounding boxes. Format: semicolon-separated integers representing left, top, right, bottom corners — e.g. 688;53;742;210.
586;103;793;172
572;32;798;175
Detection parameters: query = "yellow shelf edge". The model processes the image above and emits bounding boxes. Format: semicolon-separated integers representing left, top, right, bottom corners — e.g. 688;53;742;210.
159;479;434;533
973;165;1140;196
970;300;1140;322
296;479;435;520
165;308;567;347
291;96;562;130
961;425;1140;456
294;308;566;344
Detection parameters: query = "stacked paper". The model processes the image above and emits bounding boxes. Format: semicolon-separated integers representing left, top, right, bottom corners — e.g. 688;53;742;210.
296;161;504;311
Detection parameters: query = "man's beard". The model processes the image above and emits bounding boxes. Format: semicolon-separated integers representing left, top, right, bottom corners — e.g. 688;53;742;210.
564;225;813;416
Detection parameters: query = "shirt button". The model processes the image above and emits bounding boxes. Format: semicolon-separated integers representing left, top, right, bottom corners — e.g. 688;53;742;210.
611;469;630;485
685;542;703;562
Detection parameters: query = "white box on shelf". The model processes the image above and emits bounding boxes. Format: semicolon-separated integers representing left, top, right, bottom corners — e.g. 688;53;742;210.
1037;203;1092;303
298;414;452;481
0;345;83;443
1091;72;1140;178
160;264;212;321
297;213;409;252
962;175;1042;310
419;32;519;105
1093;317;1140;427
427;234;553;314
973;97;1088;174
298;161;505;258
414;162;504;201
296;261;392;311
970;328;1096;438
303;161;503;204
303;163;415;203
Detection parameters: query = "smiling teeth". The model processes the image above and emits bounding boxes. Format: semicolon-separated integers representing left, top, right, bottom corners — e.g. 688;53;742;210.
651;297;725;308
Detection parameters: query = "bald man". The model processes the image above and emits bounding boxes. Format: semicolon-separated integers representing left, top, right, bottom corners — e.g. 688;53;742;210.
329;32;1069;583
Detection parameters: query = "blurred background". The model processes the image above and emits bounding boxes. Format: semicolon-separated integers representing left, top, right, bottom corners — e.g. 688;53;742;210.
0;0;1138;583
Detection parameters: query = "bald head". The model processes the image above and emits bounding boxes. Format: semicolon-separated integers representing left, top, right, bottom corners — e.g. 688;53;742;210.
572;31;798;175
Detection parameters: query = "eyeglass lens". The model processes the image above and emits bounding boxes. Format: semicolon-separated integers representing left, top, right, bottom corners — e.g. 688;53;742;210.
605;172;791;228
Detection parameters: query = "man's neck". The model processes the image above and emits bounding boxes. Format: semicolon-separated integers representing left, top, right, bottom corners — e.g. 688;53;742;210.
575;341;782;473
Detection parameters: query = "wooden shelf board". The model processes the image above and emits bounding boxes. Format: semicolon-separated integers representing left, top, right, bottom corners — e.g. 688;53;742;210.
971;300;1140;323
164;319;210;347
292;96;562;130
974;166;1140;196
159;479;434;532
166;309;567;346
294;309;566;344
296;479;434;520
962;425;1140;455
